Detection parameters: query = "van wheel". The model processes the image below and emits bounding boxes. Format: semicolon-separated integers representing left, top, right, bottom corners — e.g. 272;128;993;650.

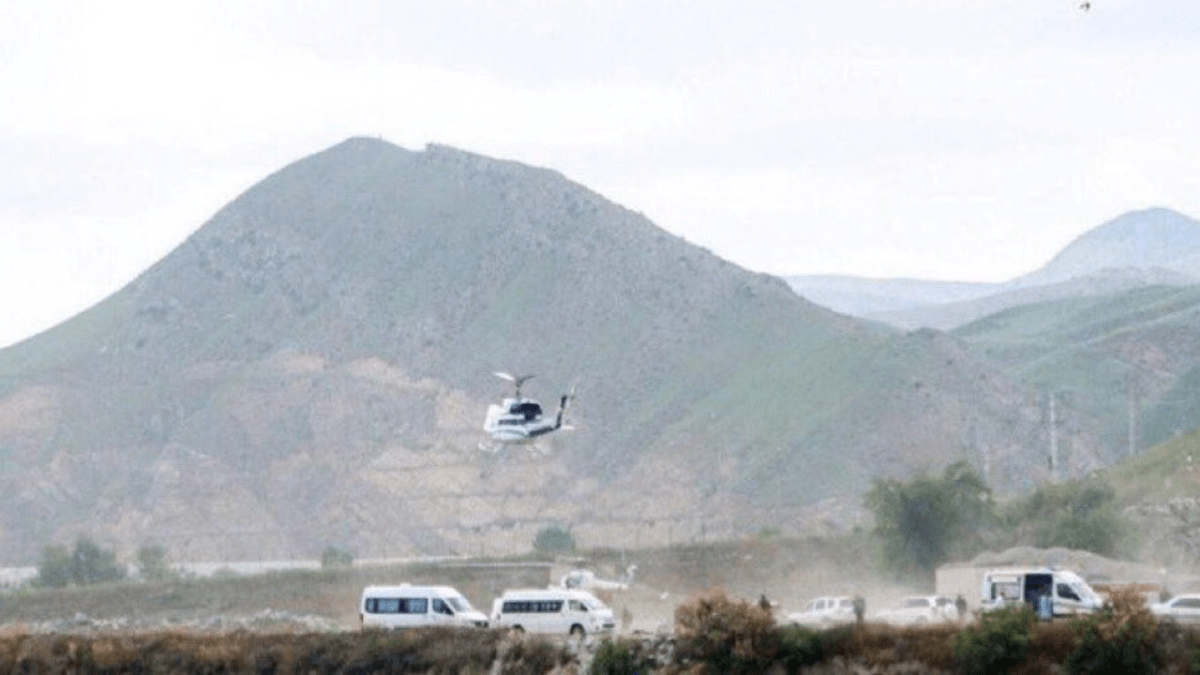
510;625;524;635
570;625;585;639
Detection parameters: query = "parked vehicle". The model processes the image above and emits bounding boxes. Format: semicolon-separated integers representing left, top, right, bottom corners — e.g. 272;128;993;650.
787;596;856;627
490;588;615;637
360;584;489;629
873;595;956;626
1150;594;1200;623
979;567;1103;617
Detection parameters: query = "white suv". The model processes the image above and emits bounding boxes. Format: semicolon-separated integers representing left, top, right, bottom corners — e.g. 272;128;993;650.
873;596;956;626
787;596;856;627
1150;594;1200;624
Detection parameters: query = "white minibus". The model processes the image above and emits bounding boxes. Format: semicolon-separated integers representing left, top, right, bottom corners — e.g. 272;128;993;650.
490;588;615;637
980;567;1103;617
360;584;489;629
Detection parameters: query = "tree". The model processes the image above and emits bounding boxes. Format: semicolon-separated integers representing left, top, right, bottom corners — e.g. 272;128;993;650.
533;525;577;555
1004;478;1125;556
137;543;173;581
321;545;355;568
70;537;126;585
34;537;126;587
33;544;72;588
865;460;992;578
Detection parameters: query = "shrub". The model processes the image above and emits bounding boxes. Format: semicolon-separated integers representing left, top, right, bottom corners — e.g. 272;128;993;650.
674;589;776;674
1065;586;1159;675
136;544;173;581
590;638;650;675
952;604;1037;675
532;525;576;555
320;545;355;568
775;624;825;674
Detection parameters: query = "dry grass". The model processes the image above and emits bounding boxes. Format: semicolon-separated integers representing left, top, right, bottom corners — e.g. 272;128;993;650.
0;627;526;674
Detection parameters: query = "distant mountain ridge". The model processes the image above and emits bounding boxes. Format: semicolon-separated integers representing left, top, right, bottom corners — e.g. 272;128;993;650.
0;138;1097;564
787;207;1200;330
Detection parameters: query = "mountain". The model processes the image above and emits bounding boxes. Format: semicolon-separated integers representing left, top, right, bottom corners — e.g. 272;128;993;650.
785;208;1200;330
872;267;1195;331
0;138;1072;565
1014;208;1200;287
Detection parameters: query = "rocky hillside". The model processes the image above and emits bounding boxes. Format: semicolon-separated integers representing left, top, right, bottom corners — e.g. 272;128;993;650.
0;138;1078;565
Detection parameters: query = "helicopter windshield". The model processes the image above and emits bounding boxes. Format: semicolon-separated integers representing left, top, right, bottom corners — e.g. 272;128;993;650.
508;401;543;420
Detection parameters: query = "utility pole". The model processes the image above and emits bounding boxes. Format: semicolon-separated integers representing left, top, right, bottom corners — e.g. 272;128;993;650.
1127;368;1139;458
1048;393;1058;483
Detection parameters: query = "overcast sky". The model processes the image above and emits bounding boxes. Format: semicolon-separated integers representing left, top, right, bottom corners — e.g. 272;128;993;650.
3;1;1200;347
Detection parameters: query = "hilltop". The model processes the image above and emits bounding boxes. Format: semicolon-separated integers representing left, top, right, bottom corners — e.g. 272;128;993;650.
0;138;1073;564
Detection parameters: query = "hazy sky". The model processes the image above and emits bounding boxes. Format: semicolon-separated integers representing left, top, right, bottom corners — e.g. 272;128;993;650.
3;1;1200;347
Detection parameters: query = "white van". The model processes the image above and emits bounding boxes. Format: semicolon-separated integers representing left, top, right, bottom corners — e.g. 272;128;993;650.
979;568;1103;617
490;588;616;637
360;584;489;629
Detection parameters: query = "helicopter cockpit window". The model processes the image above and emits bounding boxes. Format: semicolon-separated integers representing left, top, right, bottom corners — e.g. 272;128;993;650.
510;402;542;419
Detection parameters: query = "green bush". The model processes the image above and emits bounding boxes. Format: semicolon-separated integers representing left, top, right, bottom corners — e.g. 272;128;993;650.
590;638;649;675
320;545;355;568
952;604;1037;675
776;624;825;674
137;543;173;581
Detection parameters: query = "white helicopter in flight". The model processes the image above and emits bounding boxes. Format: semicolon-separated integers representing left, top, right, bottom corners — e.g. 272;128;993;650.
480;372;574;452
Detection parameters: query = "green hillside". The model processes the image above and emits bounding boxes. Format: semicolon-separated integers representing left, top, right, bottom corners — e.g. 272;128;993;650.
953;284;1200;461
0;138;1058;563
1106;426;1200;503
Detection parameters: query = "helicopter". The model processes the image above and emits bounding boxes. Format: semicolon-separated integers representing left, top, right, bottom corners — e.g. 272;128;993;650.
480;372;574;452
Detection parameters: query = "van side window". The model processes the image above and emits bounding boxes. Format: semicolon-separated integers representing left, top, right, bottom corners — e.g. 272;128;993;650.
366;598;402;614
433;598;454;615
401;598;428;614
569;600;587;612
502;600;564;613
1056;584;1081;601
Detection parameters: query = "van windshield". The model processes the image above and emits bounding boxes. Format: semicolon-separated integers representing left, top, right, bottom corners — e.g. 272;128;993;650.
448;596;474;612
